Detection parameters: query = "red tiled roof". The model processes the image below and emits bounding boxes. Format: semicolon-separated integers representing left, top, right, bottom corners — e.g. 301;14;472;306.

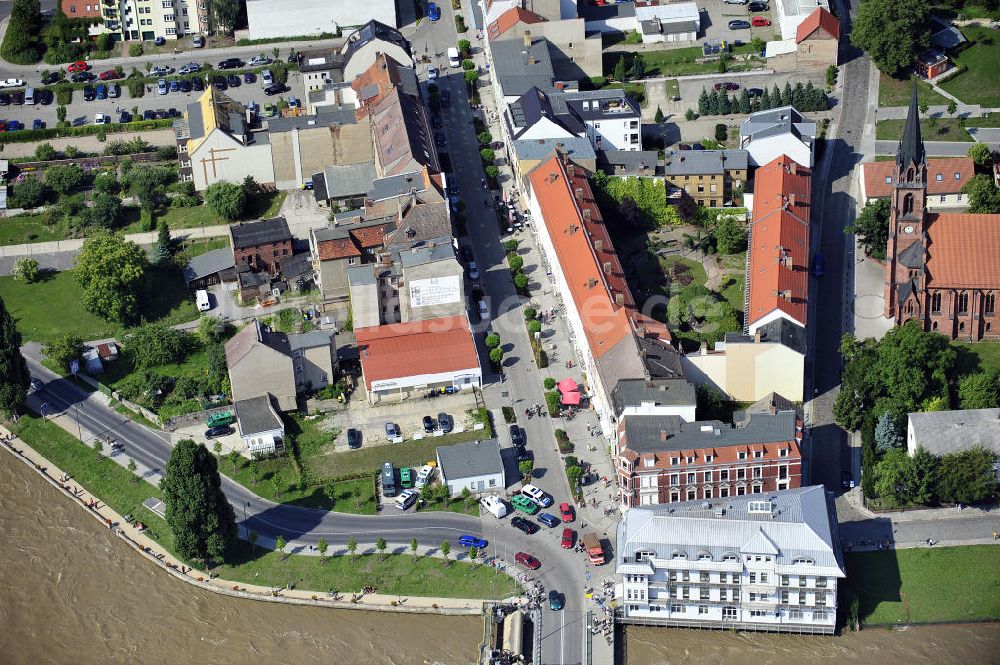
316;238;361;260
352;225;387;248
62;0;102;18
747;155;811;329
925;213;1000;288
863;158;974;199
486;7;545;41
354;315;480;388
796;7;840;43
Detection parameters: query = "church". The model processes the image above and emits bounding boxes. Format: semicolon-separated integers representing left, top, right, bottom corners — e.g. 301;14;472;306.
883;86;1000;341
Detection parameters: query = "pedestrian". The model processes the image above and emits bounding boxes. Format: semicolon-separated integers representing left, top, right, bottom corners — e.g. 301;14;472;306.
993;530;998;541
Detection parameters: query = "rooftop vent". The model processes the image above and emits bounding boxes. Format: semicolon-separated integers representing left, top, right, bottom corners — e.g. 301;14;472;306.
714;508;725;517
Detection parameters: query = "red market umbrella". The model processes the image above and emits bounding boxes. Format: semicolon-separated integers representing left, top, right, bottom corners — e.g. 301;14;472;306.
557;378;579;393
560;391;582;405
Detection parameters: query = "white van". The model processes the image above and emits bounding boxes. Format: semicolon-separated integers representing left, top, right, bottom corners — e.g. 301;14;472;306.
195;289;211;311
480;495;508;519
395;488;418;510
415;464;435;489
24;87;35;105
447;47;460;68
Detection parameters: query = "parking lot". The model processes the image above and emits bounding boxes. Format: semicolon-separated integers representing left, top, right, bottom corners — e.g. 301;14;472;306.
700;0;779;46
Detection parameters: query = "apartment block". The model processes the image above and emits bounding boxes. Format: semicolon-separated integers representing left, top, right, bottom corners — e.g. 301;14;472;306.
101;0;207;41
663;149;749;208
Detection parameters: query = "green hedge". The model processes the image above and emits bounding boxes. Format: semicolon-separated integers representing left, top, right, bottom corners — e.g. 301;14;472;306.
236;31;338;46
0;119;175;144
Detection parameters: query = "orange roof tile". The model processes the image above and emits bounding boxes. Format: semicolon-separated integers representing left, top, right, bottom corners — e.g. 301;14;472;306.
354;315;480;388
925;213;1000;288
352;225;387;248
796;7;839;43
528;154;637;359
863;158;974;199
486;7;545;41
317;238;361;261
747;156;812;329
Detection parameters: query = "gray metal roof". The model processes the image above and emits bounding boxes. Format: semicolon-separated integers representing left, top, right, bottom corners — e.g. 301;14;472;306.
267;107;356;133
636;336;685;379
617;485;844;574
369;170;428;202
230;217;292;249
183;247;235;284
287;330;334;352
234;393;284;435
723;318;806;355
734;393;800;427
908;408;1000;457
280;252;313;280
612;379;696;416
622;410;800;454
317;162;378;200
346;265;377;285
599;149;659;175
185;99;205;140
398;243;454;268
513;137;596;162
342;20;411;65
490;38;556;97
660;19;699;35
930;17;966;50
740;106;815;143
436;439;504;481
299;48;345;74
663;149;749;176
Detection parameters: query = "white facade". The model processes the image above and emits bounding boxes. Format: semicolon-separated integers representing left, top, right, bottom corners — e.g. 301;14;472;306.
634;2;700;44
582;113;641;152
440;467;505;495
747;308;806;337
741;134;813;169
369;368;482;402
246;0;397;40
617;486;844;634
777;0;830;40
242;426;283;456
101;0;208;40
185;130;275;192
436;440;505;495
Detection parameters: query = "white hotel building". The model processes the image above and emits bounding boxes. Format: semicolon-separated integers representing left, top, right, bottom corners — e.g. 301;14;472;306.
616;485;845;634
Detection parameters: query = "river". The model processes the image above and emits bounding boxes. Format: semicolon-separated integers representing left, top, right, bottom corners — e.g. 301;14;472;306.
3;449;998;665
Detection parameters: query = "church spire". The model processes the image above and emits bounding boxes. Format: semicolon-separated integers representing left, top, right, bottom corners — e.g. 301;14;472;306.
897;83;924;169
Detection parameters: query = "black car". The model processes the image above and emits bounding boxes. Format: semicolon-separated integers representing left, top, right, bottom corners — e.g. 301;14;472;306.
437;412;452;433
511;516;540;535
167;107;180;118
434;131;446;147
728;19;751;29
179;79;192;93
263;83;284;95
748;1;769;10
11;90;23;104
70;72;93;83
41;72;62;85
243;72;255;84
347;428;362;449
154;108;167;119
192;77;205;91
143;109;156;120
431;114;443;129
515;447;532;463
217;57;244;70
82;85;95;101
119;110;133;123
227;74;240;87
0;93;9;106
423;415;435;433
155;36;166;46
509;424;524;447
212;76;228;90
440;90;451;108
747;87;764;97
205;425;233;439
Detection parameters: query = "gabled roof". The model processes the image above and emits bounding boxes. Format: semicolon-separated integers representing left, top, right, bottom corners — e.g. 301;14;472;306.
513;137;597;162
795;7;839;43
183;247;235;284
925;213;1000;288
342;20;410;65
747;156;811;330
230;217;292;249
862;157;973;198
486;6;545;41
354;315;480;388
313;219;391;261
370;86;438;176
490;37;556;97
908;408;1000;457
234;393;284;435
351;53;420;120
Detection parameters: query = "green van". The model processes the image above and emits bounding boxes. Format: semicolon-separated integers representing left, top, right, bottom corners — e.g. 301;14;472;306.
206;411;235;428
511;494;539;515
400;467;414;489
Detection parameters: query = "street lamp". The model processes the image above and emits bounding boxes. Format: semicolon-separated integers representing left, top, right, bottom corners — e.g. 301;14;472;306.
243;501;250;540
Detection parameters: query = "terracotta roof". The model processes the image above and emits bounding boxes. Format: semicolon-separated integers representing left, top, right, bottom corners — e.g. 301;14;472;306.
62;0;102;18
528;153;636;359
863;158;974;199
352;225;387;248
487;7;545;41
747;156;811;329
317;237;362;260
795;7;839;43
354;315;480;388
925;213;1000;288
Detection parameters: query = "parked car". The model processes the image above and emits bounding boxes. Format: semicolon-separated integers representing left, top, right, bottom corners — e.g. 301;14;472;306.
264;83;284;95
537;513;560;528
715;81;740;91
154;36;166;46
747;87;764;97
169;79;179;93
41;72;62;85
812;252;825;277
70;72;93;83
399;467;414;489
154;108;167;119
192;35;204;48
95;84;107;99
385;422;402;443
427;1;441;20
0;78;23;89
118;110;133;123
248;55;271;67
243;72;255;84
263;103;277;117
748;1;769;10
511;516;540;535
458;535;488;549
108;83;120;98
10;90;22;105
677;142;691;150
179;79;192;93
561;528;576;549
83;85;96;101
559;502;574;523
192;77;205;91
751;16;771;27
262;69;273;86
157;78;168;95
515;552;541;570
179;62;201;75
422;415;436;433
6;120;21;130
0;93;9;106
548;590;564;611
434;130;446;147
227;74;240;87
98;69;119;80
509;424;524;447
468;260;479;280
724;0;748;4
212;76;227;90
67;60;89;73
427;65;439;80
150;65;174;76
728;19;751;29
167;107;180;118
693;142;705;150
217;57;244;70
347;428;362;449
143;109;156;120
32;118;43;130
437;412;452;433
515;447;532;462
205;425;233;439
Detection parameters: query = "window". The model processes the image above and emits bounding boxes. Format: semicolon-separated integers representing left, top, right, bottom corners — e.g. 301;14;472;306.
799;577;807;587
670;492;679;502
704;488;713;499
681;586;690;599
720;469;729;481
723;553;739;562
778;448;788;457
686;455;694;464
749;573;757;584
760;573;768;583
698;552;712;561
705;454;713;462
687;489;696;500
703;470;712;483
788;609;802;620
955;172;961;180
940;195;946;202
722;606;738;620
720;488;729;497
936;173;943;181
594;122;600;129
958;292;970;314
671;457;679;465
698;605;709;615
750;610;768;617
816;577;827;588
670;473;679;485
738;451;747;460
932;291;942;313
986;293;996;316
700;589;710;600
753;450;762;459
753;467;762;478
736;469;745;480
700;571;711;582
793;557;814;565
781;590;789;603
813;611;828;621
670;604;684;613
687;473;695;484
884;176;892;184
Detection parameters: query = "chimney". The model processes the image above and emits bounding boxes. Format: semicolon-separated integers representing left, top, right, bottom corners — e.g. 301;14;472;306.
595;239;603;252
548;171;558;183
754;328;761;343
789;192;797;207
659;430;668;442
782;254;792;269
768;399;777;416
583;208;591;221
782;289;792;300
789;162;797;175
587;277;597;288
699;340;708;353
523;30;531;48
568;224;579;235
615;292;625;306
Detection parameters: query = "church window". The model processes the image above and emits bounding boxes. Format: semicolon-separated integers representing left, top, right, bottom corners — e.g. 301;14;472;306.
907;168;914;182
932;321;938;331
985;293;996;316
960;322;966;331
906;301;914;314
931;292;942;313
958;292;969;315
903;193;914;216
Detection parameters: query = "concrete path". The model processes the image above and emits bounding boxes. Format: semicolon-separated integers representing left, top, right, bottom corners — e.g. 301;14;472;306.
877;105;999;120
873;139;997;156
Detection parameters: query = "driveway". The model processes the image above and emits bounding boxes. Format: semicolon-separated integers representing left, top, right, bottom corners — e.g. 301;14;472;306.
328;390;480;450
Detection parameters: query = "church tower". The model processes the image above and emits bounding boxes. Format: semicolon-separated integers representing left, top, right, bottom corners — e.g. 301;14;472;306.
884;84;928;320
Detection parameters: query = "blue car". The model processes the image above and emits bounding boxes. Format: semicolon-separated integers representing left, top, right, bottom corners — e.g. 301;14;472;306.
427;1;440;20
169;79;179;93
537;513;560;528
458;534;488;549
32;118;43;130
812;252;825;278
95;84;107;99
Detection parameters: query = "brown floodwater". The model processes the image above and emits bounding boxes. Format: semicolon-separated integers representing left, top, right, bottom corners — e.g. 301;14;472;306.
0;451;480;665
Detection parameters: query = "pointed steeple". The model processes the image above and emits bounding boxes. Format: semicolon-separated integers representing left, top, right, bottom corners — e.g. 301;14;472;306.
897;83;924;169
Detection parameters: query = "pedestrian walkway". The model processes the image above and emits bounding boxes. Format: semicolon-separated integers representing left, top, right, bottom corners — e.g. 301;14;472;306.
877;103;999;119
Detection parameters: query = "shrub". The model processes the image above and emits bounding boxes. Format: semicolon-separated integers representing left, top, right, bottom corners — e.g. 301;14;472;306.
685;108;696;121
455;15;467;32
503;239;520;253
513;272;529;290
34;143;56;161
156;145;177;160
129;43;143;57
527;320;541;335
714;123;727;141
9;177;46;209
537;349;548;368
507;254;523;272
523;306;537;320
543;377;556;390
55;85;73;105
502;406;516;423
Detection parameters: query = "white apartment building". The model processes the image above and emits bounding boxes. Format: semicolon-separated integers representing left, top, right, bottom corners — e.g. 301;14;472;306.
616;486;845;634
102;0;208;41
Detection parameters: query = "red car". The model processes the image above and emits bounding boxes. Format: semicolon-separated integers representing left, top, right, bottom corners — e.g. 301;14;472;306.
561;528;575;549
714;81;740;92
559;502;574;523
98;69;120;80
515;551;541;570
751;16;771;27
67;61;89;73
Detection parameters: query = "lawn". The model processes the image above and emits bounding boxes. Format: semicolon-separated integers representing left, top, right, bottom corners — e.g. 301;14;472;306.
878;73;950;107
665;79;680;100
12;414;506;599
218;546;518;600
845;546;1000;625
602;47;766;78
180;237;230;258
940;25;1000;107
719;273;745;315
953;341;1000;374
0;213;69;246
124;192;288;234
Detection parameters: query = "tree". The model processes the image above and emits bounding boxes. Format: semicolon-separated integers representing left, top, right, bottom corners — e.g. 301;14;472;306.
93;439;104;460
545;390;562;416
480;148;495;163
508;254;524;272
566;465;584;489
613;55;627;82
45;164;85;195
707;89;720;115
715;215;747;254
874;411;903;453
967;142;993;170
74;231;148;324
781;82;792;107
347;536;358;561
847;198;891;260
127;458;138;483
959;368;1000;409
248;459;259;485
440;540;451;565
83;192;123;230
873;447;917;504
739;88;751;114
42;333;82;372
153;222;173;265
34;143;56;161
918;101;929;117
630;54;645;79
56;105;67;123
851;0;929;76
410;537;419;558
618;195;641;227
936;447;997;505
946;99;957;117
275;534;287;556
485;333;500;349
963;173;1000;213
120;322;189;368
272;471;284;498
12;257;39;283
161;439;238;565
207;0;239;33
519;460;534;481
317;538;328;559
460;486;472;508
543;376;556;389
654;106;664;123
227;449;241;474
685;108;696;121
760;87;772;111
10;176;46;209
478;130;493;145
468;546;479;566
205;181;247;221
489;347;504;366
514;273;529;290
0;297;29;418
698;87;710;116
374;536;388;561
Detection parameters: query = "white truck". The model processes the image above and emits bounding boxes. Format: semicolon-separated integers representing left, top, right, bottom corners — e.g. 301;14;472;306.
447;47;460;68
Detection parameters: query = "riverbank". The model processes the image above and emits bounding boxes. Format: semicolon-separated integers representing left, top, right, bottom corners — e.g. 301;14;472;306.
0;417;514;615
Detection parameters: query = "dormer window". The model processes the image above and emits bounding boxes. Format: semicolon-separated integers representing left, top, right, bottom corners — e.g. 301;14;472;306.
671;457;679;465
644;458;655;468
671;551;687;560
686;456;694;464
753;450;763;459
705;454;713;462
792;556;814;565
738;451;747;460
